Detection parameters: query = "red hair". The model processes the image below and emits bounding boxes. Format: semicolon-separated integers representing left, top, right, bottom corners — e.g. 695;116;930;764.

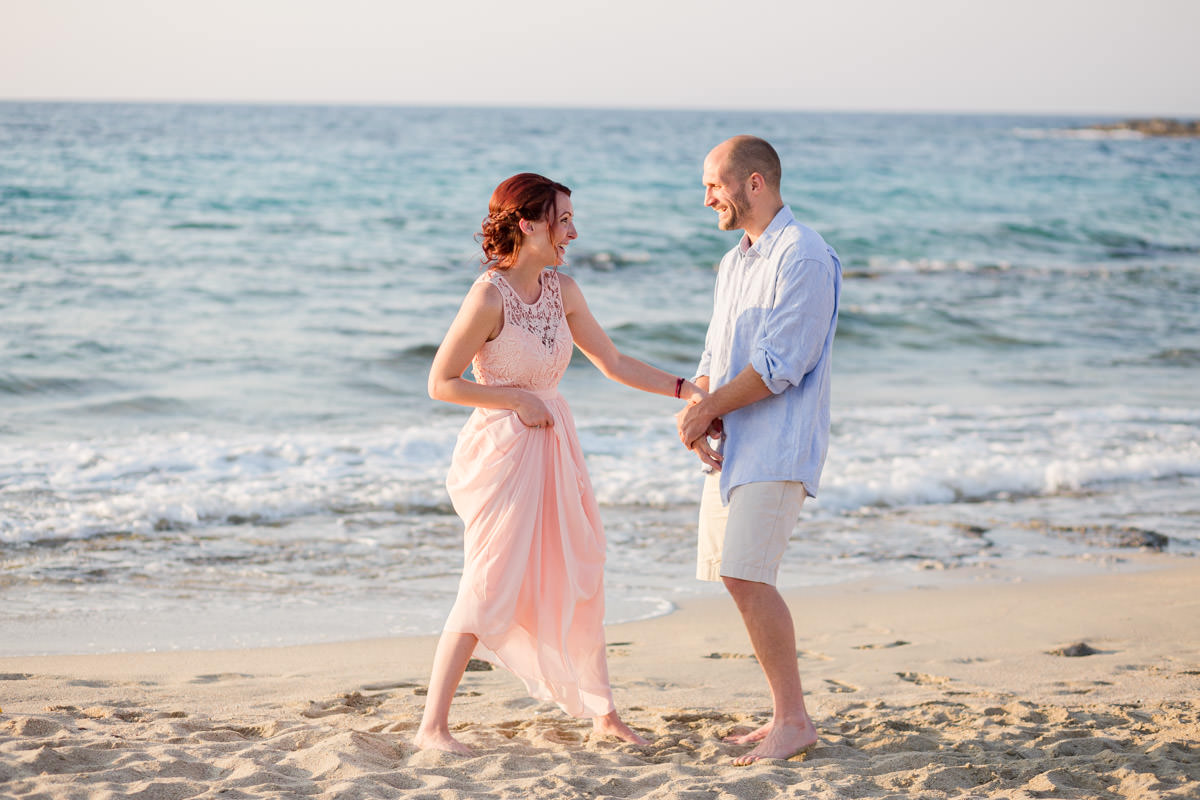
478;173;571;269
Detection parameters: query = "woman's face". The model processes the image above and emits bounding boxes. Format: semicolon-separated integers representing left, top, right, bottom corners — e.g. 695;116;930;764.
524;192;577;266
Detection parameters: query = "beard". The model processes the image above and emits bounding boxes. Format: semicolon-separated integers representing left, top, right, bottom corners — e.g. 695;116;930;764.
716;187;750;231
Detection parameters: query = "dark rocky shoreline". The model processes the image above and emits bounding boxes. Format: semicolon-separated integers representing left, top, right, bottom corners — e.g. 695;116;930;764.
1087;118;1200;137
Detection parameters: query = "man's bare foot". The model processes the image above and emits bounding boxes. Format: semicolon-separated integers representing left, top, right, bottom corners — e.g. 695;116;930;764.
593;710;650;745
413;728;473;756
724;720;771;745
731;716;817;766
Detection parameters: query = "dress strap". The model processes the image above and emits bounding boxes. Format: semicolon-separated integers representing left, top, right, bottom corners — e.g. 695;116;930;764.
479;269;509;294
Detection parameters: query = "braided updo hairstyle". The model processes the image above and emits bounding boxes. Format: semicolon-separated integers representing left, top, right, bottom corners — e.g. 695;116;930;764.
478;173;572;269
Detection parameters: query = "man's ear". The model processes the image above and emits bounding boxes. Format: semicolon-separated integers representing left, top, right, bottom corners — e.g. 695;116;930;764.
748;172;765;194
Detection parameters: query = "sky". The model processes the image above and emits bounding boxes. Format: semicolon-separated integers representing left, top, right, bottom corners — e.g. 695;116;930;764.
2;0;1198;116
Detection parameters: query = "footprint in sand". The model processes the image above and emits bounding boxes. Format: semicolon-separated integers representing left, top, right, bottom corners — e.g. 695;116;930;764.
1051;679;1113;696
1114;663;1161;674
853;640;911;650
67;679;120;688
824;678;859;693
896;672;953;686
662;711;737;726
702;652;757;660
495;720;526;739
361;680;420;691
412;687;481;698
499;696;540;711
82;706;145;722
223;723;279;739
190;673;254;684
707;650;833;662
302;691;387;718
536;726;583;745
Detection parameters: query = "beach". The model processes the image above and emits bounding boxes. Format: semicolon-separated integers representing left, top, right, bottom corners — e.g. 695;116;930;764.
3;555;1197;799
2;103;1199;797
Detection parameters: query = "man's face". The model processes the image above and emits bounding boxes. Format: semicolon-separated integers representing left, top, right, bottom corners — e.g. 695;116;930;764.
702;151;750;232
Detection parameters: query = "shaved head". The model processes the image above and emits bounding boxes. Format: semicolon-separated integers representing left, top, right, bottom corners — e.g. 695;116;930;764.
716;135;782;192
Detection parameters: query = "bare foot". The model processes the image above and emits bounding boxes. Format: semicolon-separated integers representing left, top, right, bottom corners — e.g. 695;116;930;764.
731;716;817;766
593;710;650;745
724;720;771;745
413;728;474;756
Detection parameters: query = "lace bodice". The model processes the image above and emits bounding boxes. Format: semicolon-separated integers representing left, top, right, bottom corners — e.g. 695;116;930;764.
471;269;572;392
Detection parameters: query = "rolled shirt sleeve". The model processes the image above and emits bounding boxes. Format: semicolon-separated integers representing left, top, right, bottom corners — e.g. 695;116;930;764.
750;251;838;394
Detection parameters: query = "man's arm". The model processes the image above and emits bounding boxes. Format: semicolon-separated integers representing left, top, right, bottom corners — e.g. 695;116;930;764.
680;251;837;444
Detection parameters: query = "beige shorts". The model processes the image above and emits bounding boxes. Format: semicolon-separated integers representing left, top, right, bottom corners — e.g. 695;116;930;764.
697;474;807;585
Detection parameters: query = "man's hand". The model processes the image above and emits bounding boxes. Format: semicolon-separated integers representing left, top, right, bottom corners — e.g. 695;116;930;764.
688;434;723;471
677;396;723;470
676;397;717;448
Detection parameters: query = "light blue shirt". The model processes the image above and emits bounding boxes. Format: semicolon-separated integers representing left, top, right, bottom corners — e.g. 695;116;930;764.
696;206;841;504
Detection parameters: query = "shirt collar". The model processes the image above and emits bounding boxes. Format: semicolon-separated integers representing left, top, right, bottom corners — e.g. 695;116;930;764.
738;205;796;257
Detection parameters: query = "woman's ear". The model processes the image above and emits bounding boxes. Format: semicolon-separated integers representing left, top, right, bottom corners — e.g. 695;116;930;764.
518;219;534;235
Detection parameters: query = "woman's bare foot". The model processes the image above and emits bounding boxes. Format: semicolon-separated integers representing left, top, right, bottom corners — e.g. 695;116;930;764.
413;727;474;756
592;710;650;745
731;716;817;766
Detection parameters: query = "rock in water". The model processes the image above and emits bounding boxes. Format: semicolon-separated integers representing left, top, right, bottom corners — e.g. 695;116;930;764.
1086;118;1200;137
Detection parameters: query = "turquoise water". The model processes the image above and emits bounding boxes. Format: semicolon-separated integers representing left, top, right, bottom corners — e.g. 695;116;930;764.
2;103;1198;654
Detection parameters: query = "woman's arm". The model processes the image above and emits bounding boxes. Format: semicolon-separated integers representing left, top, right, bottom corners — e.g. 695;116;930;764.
428;281;555;427
559;273;703;403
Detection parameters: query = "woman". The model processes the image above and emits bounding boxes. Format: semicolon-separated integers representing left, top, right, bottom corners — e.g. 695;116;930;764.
415;173;704;754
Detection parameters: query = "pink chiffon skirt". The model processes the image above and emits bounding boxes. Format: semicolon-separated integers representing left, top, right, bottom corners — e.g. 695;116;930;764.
443;389;614;717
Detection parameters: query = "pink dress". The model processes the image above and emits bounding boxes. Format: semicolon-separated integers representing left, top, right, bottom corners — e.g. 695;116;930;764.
443;268;615;718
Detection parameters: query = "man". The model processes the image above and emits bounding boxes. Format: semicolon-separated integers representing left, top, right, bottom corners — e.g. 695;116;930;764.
677;135;841;765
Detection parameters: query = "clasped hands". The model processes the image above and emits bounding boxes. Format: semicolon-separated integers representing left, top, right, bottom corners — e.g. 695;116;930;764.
676;391;723;471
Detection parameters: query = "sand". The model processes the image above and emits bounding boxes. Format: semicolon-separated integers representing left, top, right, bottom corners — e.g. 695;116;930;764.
2;557;1198;799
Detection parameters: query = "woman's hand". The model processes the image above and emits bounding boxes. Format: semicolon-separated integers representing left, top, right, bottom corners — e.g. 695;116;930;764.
513;391;554;428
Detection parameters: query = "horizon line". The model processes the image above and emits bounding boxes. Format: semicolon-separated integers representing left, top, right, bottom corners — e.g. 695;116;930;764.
1;97;1197;120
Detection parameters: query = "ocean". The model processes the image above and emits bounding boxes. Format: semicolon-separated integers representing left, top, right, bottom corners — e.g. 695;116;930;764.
2;103;1198;656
